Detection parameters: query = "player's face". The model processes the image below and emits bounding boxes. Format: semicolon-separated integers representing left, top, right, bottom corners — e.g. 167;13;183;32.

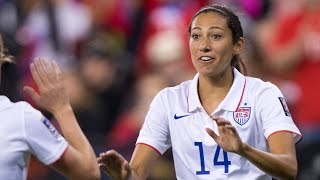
189;12;238;77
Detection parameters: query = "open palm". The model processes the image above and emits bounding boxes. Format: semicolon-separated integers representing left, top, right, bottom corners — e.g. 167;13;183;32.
23;58;70;115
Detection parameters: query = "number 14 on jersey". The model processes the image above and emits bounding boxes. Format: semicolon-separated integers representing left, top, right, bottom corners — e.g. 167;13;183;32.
194;142;231;174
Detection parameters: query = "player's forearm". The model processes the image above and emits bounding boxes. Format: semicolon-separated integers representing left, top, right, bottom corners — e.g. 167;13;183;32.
127;171;146;180
238;143;297;180
128;144;160;180
127;162;149;180
53;105;97;166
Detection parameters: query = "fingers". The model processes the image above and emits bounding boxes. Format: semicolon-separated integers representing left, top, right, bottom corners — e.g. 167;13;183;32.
212;117;232;126
98;150;130;178
98;150;118;162
34;58;50;87
52;60;62;82
97;150;124;168
98;151;114;175
23;86;40;103
98;163;112;176
31;58;58;90
211;116;238;135
42;58;56;82
30;60;44;90
205;128;218;140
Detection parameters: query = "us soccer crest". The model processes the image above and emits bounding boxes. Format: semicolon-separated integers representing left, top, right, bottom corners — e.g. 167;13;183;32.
233;107;251;126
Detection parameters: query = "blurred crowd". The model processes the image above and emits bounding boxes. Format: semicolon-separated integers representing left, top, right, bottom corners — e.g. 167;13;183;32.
0;0;319;179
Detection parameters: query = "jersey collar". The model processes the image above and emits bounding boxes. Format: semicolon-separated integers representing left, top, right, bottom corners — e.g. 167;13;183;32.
187;73;201;113
187;68;246;113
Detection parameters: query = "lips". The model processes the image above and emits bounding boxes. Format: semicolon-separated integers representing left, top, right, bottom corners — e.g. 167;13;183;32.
199;56;214;61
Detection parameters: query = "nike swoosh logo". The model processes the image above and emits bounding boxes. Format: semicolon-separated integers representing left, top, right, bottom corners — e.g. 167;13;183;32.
174;113;191;120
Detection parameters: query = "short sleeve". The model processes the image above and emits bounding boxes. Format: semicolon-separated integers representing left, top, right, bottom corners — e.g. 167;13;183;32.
256;83;302;143
136;90;171;155
23;103;68;165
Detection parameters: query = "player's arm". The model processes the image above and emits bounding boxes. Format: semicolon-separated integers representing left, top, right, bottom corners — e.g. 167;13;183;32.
207;118;297;180
130;144;160;179
98;144;160;180
240;84;300;180
238;131;297;180
24;58;100;180
49;106;101;180
98;89;168;179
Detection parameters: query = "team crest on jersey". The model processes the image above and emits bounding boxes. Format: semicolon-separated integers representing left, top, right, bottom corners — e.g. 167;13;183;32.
43;118;60;138
233;107;251;126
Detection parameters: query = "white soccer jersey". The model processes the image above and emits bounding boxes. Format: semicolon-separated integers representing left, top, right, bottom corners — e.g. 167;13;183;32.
0;96;68;180
137;68;301;180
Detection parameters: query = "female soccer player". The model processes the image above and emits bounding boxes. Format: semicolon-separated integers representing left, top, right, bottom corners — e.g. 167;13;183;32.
98;4;301;180
0;35;100;180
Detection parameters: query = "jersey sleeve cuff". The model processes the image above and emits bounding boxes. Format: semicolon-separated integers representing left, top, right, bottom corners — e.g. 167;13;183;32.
266;127;302;144
136;137;169;155
42;141;68;165
136;143;162;156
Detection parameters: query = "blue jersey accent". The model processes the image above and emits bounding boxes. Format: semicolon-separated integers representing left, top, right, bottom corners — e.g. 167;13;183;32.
174;113;191;119
194;142;232;175
194;142;210;175
213;145;231;173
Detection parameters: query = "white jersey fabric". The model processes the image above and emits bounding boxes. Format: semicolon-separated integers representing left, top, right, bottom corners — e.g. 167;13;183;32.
0;96;68;180
137;68;301;180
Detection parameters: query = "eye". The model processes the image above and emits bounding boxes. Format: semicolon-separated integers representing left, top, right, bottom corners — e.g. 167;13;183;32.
191;34;200;40
212;34;222;39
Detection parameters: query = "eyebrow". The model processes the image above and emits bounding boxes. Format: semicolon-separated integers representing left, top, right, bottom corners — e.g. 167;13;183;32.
191;26;224;31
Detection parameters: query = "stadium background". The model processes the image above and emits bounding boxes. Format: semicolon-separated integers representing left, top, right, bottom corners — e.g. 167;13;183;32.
0;0;319;179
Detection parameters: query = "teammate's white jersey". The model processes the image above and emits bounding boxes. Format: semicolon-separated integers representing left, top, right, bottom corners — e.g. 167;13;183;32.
0;96;68;180
137;68;301;180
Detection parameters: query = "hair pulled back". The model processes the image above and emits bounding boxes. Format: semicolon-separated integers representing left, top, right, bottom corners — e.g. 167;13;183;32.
0;35;14;65
188;4;247;75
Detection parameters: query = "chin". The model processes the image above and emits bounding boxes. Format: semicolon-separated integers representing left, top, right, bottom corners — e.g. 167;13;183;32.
199;70;215;77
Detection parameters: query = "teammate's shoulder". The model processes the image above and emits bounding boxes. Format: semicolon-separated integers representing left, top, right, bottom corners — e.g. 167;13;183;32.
0;95;21;112
1;96;41;113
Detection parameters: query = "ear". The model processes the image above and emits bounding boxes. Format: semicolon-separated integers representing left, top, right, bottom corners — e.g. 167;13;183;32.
233;37;244;55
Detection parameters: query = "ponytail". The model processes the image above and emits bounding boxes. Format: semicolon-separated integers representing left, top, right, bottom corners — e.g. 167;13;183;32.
0;35;14;65
231;54;247;76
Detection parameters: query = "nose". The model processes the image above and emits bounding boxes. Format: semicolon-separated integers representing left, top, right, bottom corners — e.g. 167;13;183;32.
199;38;211;52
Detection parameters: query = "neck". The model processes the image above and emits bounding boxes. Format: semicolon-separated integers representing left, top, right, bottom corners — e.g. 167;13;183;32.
197;68;234;113
199;68;233;93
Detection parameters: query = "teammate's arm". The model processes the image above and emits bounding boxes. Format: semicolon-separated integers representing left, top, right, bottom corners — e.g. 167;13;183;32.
24;58;100;180
98;144;160;180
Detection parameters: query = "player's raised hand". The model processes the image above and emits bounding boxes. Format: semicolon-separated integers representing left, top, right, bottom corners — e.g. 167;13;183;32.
98;150;132;180
23;57;70;115
206;117;245;154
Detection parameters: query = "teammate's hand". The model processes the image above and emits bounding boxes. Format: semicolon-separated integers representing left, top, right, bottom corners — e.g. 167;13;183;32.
23;57;71;115
206;117;245;154
98;150;132;180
